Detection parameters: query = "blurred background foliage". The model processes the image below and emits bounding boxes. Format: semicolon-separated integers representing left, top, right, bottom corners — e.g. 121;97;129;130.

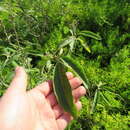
0;0;130;129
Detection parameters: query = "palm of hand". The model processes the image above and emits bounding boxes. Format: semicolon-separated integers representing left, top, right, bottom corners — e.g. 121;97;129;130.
0;67;86;130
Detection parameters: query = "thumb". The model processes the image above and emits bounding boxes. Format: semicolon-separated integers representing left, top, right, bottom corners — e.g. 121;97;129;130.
9;67;28;92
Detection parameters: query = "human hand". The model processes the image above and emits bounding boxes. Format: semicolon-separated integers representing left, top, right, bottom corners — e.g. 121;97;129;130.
0;67;86;130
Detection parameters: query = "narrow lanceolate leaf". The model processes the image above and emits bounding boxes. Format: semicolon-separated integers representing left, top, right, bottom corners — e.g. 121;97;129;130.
79;30;102;40
69;39;75;52
53;62;78;118
61;56;90;91
100;92;111;106
102;88;125;102
77;37;91;53
57;36;76;50
91;89;99;113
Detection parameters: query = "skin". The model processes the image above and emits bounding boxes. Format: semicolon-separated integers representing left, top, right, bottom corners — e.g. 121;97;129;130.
0;67;86;130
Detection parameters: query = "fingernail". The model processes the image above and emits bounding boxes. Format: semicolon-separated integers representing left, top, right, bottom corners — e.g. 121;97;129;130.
66;72;73;79
75;77;82;83
15;66;20;72
66;72;72;75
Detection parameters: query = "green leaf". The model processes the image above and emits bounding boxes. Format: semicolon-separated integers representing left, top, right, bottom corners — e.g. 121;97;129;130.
61;56;90;91
91;89;99;113
57;36;76;50
12;61;19;67
100;92;111;106
77;37;91;53
53;62;78;118
79;30;102;40
102;88;125;102
69;39;75;52
0;6;9;20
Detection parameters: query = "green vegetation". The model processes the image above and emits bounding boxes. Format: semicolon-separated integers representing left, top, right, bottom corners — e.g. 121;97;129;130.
53;61;78;118
0;0;130;129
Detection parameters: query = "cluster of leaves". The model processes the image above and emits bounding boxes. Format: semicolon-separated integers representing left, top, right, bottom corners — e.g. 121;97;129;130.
0;0;130;129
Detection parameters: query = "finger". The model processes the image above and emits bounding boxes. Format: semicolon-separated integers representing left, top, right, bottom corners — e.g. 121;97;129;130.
35;80;52;97
72;86;86;100
53;101;82;119
35;72;73;97
9;67;27;92
56;113;73;130
46;92;57;107
66;72;74;80
69;77;83;90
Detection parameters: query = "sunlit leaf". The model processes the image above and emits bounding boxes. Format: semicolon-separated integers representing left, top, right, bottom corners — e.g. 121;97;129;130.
79;30;102;40
53;61;78;118
102;88;125;102
100;92;111;106
0;6;8;12
12;61;19;67
91;89;99;113
69;39;75;52
61;56;90;91
57;36;76;50
77;37;91;53
59;48;64;55
0;6;9;20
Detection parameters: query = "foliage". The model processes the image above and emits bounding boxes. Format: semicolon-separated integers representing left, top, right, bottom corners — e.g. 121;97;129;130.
53;61;78;118
0;0;130;129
